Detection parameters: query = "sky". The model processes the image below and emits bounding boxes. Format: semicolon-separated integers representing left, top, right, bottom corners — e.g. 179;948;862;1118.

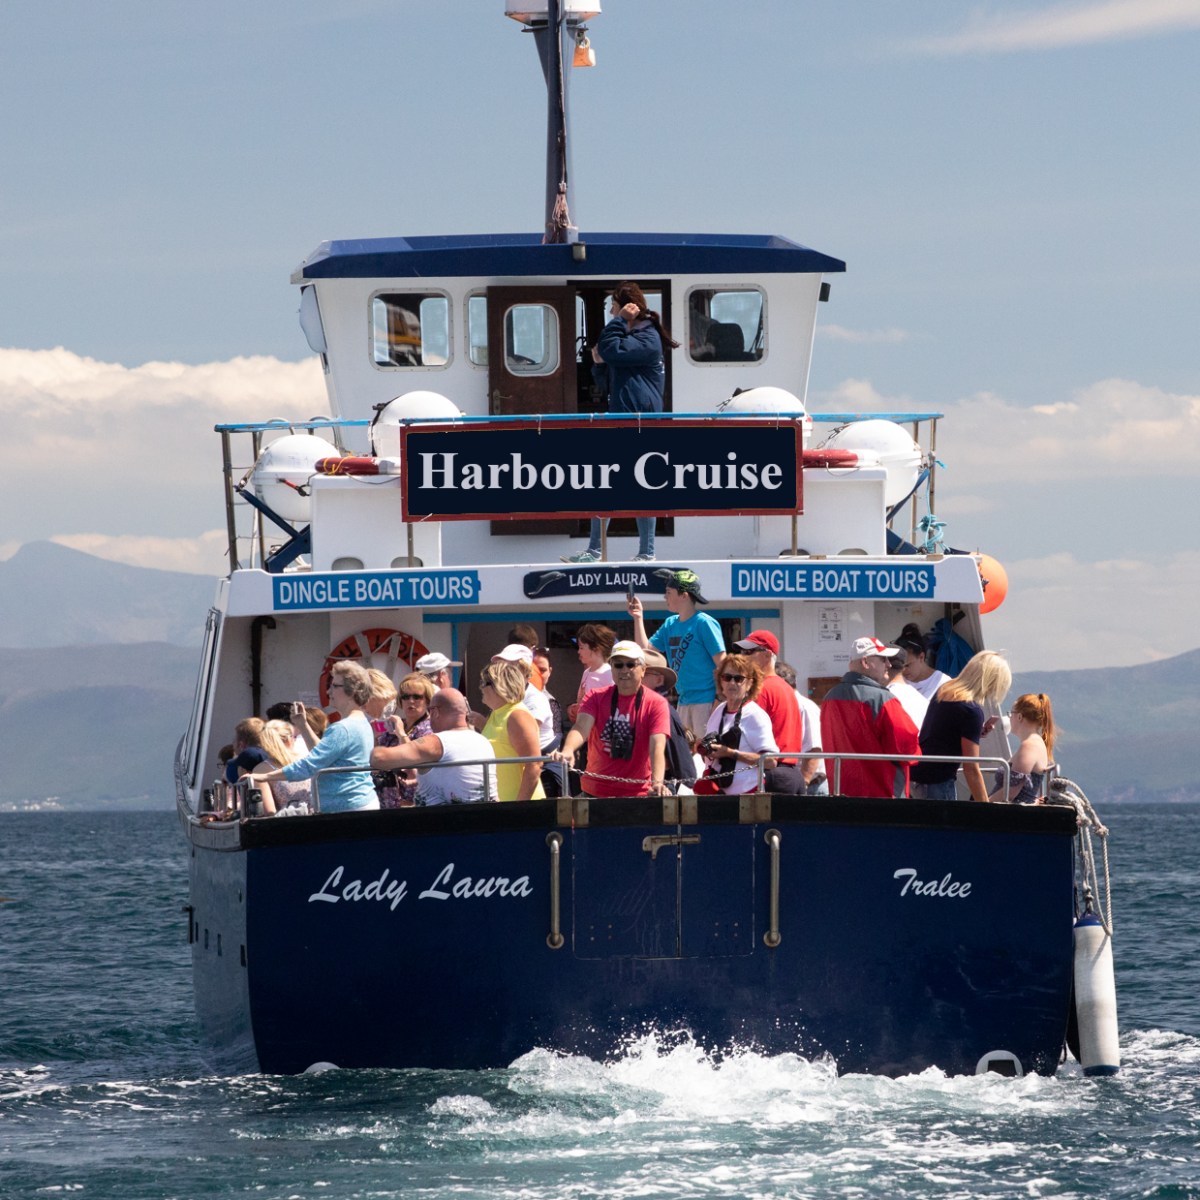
1;0;1198;671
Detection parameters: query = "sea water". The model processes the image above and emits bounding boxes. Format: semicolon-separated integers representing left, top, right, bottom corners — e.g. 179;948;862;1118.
1;806;1197;1199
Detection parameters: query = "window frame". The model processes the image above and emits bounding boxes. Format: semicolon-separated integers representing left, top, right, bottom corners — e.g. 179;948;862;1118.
683;283;768;367
368;288;454;372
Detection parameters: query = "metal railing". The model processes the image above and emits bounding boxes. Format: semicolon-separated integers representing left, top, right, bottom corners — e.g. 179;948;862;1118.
204;751;1015;820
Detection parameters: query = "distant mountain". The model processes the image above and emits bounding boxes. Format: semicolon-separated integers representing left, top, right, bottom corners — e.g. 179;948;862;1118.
0;541;215;649
0;642;200;808
0;543;1195;808
1011;652;1200;804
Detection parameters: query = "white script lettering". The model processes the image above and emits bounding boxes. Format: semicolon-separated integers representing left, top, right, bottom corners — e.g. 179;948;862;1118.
419;862;534;901
893;868;972;898
309;866;409;911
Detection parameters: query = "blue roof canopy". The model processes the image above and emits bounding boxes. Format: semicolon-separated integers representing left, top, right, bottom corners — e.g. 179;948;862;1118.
293;232;846;281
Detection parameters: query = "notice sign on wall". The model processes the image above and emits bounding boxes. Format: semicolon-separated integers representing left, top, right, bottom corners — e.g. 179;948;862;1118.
400;419;803;521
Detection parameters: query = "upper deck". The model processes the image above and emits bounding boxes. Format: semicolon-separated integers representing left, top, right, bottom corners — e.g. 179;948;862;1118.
219;229;973;612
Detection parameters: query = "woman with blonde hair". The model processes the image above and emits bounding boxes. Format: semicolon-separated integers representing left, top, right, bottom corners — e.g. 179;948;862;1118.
250;720;311;814
989;692;1056;803
479;659;545;802
911;649;1012;803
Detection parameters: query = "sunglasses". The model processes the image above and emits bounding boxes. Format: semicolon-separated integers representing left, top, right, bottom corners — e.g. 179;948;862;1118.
721;673;747;684
610;659;640;669
399;692;426;701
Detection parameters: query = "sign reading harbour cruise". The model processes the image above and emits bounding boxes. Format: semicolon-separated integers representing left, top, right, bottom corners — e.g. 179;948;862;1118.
400;419;803;521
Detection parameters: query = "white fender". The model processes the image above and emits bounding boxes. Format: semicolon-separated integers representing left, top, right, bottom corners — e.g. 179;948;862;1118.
1073;913;1120;1076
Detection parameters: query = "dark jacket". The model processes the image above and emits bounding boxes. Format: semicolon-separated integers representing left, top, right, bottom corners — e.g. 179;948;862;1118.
593;317;666;413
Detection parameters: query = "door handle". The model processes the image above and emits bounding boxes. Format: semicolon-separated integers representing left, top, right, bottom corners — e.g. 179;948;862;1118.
642;834;701;861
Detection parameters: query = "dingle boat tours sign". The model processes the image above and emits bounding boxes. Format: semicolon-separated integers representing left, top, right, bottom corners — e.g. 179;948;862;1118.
399;419;803;522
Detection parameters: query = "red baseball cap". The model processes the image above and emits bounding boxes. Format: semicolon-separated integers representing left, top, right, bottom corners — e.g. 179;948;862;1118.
734;630;780;656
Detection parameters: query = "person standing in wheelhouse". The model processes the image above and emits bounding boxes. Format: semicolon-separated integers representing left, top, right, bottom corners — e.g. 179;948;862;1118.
561;281;679;564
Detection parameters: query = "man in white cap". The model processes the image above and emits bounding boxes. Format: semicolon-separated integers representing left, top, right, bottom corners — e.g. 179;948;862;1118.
550;640;670;798
415;651;461;692
820;636;921;799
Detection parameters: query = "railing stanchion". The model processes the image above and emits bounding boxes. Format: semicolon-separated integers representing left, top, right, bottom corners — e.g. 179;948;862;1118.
546;832;565;949
764;828;782;948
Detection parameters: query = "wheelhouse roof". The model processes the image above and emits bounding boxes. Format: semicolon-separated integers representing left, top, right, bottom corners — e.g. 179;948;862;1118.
292;232;846;281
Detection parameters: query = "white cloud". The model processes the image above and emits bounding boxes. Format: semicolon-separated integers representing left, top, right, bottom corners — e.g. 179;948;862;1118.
982;549;1200;670
907;0;1200;56
817;325;910;345
1;346;330;546
810;377;911;413
935;378;1200;486
0;345;326;417
51;531;229;576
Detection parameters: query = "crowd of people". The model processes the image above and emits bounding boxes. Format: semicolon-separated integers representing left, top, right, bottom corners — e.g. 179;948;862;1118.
215;569;1057;815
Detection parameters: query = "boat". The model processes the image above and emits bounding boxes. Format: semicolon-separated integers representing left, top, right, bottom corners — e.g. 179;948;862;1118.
176;0;1118;1079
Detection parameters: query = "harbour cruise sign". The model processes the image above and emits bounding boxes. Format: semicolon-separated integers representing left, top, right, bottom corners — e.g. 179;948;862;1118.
399;418;803;521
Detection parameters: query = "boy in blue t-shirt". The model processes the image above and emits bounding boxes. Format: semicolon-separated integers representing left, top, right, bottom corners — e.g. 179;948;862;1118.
629;568;725;736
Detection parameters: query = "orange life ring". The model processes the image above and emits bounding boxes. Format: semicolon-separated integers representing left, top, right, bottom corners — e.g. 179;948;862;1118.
318;627;431;705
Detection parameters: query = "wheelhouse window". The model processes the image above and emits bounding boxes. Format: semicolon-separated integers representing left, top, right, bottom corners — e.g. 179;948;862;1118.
686;287;765;363
504;304;559;376
371;292;450;368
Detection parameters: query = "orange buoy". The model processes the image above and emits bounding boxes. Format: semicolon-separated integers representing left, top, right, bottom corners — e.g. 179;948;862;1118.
977;554;1008;614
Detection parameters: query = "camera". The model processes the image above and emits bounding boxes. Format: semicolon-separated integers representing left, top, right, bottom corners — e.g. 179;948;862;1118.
602;714;635;760
698;732;723;755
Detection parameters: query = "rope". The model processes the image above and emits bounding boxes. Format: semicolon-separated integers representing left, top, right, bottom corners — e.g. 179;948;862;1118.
1050;776;1113;934
917;513;946;552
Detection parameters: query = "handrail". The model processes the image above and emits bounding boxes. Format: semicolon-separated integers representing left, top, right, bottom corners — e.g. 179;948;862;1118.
800;751;1010;800
226;751;1012;817
214;410;945;434
763;829;782;948
312;754;556;812
545;832;565;950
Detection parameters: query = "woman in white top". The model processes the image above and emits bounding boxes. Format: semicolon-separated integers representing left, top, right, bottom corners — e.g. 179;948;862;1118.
897;632;950;701
699;654;778;795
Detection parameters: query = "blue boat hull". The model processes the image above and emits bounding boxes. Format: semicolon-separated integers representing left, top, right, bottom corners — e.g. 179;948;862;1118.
185;796;1077;1077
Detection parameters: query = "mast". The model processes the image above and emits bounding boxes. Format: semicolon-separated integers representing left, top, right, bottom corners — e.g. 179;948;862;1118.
506;2;600;244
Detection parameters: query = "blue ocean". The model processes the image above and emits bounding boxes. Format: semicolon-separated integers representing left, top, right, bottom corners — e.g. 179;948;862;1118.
1;805;1197;1199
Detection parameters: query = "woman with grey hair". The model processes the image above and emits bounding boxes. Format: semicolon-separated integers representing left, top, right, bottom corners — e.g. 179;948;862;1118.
253;660;379;812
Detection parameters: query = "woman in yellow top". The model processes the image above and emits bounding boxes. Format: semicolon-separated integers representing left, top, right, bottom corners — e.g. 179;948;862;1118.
480;659;545;802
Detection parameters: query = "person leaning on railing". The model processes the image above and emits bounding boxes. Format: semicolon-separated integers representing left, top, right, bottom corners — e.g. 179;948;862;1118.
252;660;380;813
911;650;1012;803
370;688;498;806
480;660;545;802
549;640;670;798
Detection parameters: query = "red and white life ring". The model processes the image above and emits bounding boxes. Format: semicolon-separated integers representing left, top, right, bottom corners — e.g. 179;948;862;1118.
318;627;431;705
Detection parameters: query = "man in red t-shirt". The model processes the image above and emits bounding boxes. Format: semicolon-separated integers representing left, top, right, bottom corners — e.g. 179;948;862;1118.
550;640;670;798
733;630;806;794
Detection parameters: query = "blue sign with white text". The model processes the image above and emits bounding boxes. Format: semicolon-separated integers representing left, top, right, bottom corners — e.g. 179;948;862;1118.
731;562;936;599
273;570;481;611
